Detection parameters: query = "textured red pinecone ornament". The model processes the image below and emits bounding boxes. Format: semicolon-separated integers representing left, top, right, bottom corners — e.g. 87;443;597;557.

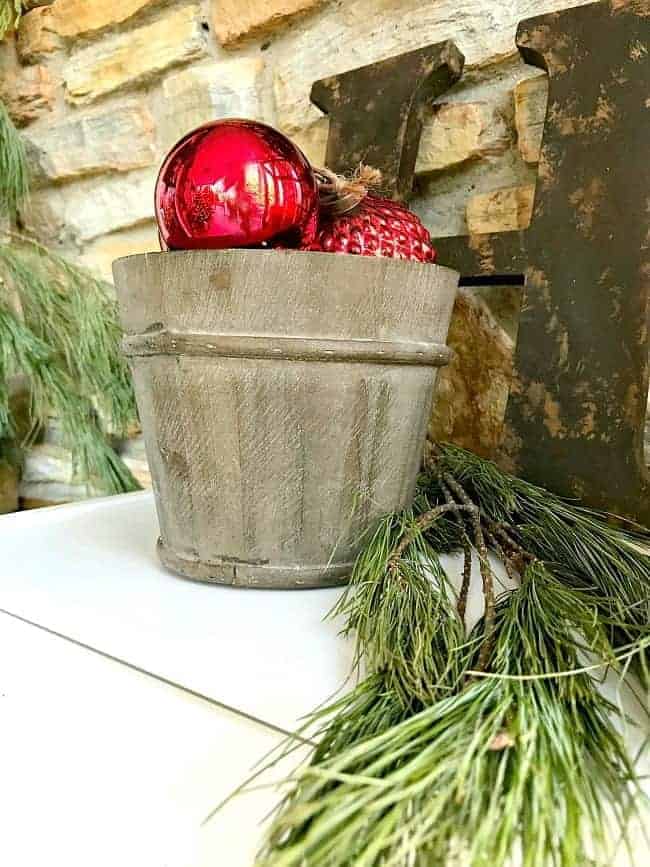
305;167;436;263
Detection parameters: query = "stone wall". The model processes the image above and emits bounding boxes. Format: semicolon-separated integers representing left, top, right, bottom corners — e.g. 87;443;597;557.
1;0;647;507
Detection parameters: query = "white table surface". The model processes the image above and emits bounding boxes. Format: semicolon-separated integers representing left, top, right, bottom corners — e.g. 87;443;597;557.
0;491;354;734
0;611;306;867
0;492;647;866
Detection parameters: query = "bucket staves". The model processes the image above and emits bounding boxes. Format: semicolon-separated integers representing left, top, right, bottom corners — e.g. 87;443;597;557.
113;250;458;589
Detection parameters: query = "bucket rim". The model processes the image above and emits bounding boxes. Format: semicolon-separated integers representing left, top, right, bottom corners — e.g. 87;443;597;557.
112;248;460;280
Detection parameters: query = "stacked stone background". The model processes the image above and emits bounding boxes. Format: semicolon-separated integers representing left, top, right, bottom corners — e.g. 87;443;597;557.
0;0;647;508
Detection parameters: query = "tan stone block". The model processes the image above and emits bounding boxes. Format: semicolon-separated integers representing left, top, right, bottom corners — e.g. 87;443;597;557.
23;168;158;243
23;101;156;184
17;6;62;63
288;117;328;167
77;222;160;283
466;184;535;234
211;0;325;46
429;289;514;458
416;102;509;175
0;64;55;127
159;58;265;152
52;0;158;38
19;482;96;508
270;0;593;139
21;443;76;485
117;434;152;489
514;73;548;163
64;5;206;105
120;457;152;489
20;494;69;509
273;73;321;138
18;443;104;505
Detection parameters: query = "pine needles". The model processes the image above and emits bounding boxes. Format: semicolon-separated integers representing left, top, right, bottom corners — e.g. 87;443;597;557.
260;568;645;866
0;2;21;41
429;443;650;682
333;512;466;708
0;241;137;438
0;299;137;493
0;100;139;495
0;100;28;221
254;445;650;867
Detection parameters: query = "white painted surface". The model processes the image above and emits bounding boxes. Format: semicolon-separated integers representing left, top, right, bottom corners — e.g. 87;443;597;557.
0;492;354;733
0;493;647;866
0;611;306;867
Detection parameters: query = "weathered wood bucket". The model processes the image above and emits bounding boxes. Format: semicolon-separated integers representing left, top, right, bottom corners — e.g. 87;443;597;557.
113;250;458;588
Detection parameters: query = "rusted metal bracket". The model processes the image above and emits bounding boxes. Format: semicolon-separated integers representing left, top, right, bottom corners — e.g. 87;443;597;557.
311;41;464;201
312;1;649;524
438;1;650;524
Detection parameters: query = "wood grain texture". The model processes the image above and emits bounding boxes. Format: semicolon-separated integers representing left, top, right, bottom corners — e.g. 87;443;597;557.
113;250;458;588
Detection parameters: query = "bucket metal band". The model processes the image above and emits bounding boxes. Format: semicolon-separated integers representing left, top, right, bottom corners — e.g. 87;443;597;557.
157;539;352;589
122;330;452;367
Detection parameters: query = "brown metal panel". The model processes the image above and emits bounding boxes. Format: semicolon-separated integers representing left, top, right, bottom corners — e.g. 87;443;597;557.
499;2;649;523
435;231;528;283
311;41;464;201
437;2;649;523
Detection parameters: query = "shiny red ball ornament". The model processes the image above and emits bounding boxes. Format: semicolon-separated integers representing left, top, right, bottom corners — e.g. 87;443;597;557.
155;119;319;251
305;168;436;263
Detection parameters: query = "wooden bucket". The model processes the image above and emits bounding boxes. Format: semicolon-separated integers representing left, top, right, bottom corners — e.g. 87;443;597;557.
113;250;458;588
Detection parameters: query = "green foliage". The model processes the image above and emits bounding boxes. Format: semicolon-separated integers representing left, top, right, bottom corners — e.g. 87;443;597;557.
0;102;139;495
254;447;650;867
427;444;650;680
0;242;137;439
0;294;138;494
333;512;466;709
259;569;646;867
0;0;21;42
0;101;28;221
0;288;137;492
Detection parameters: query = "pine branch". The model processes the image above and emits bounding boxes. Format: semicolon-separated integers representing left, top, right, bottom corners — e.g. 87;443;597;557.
0;239;137;436
0;102;139;497
0;2;21;41
252;446;650;867
332;512;466;709
0;99;28;220
258;565;646;867
442;471;497;671
440;475;474;624
0;300;138;494
430;443;650;681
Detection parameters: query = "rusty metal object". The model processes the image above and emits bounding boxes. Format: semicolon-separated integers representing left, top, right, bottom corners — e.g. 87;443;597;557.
438;1;649;523
311;41;464;201
113;250;458;588
316;3;648;523
503;1;650;523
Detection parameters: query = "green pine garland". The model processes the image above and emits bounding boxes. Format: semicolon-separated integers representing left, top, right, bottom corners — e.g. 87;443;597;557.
0;100;139;495
425;444;650;685
0;102;28;222
0;1;20;44
253;445;650;867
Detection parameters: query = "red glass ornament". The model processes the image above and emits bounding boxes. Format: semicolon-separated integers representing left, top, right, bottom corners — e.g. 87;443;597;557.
306;194;436;263
155;119;319;251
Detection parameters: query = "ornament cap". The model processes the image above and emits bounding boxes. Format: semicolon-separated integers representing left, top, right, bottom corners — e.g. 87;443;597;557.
315;165;382;216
